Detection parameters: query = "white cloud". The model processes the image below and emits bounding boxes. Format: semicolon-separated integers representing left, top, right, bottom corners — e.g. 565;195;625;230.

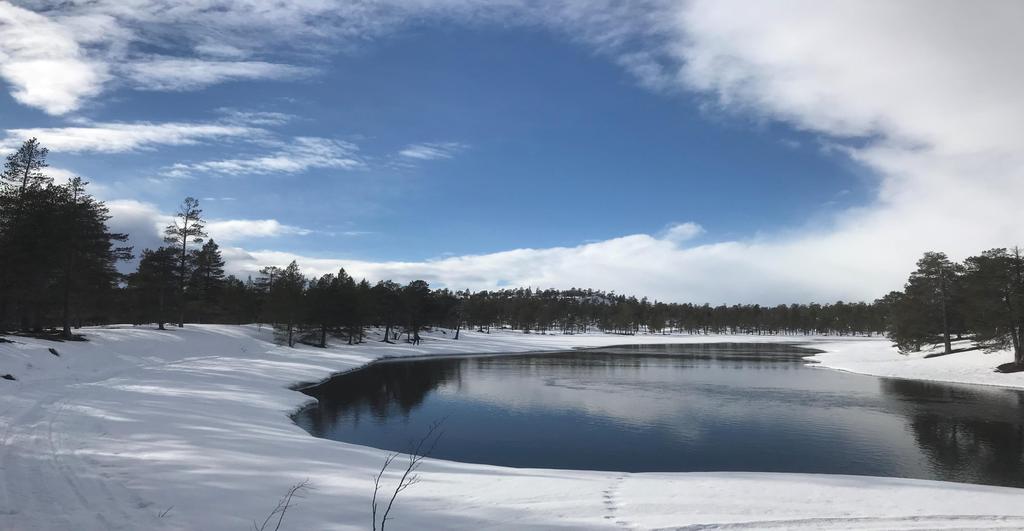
216;109;295;126
213;228;865;304
661;222;704;243
398;142;467;161
162;137;362;178
653;0;1024;298
123;58;315;91
1;121;260;153
205;219;311;242
193;42;250;60
97;197;881;302
44;166;79;185
105;199;169;256
0;3;109;114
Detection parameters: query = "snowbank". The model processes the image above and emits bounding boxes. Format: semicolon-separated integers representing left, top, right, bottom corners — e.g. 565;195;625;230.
807;338;1024;390
1;325;1022;530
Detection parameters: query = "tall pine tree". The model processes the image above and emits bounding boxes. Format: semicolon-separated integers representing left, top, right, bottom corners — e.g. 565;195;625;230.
53;177;132;337
164;197;206;328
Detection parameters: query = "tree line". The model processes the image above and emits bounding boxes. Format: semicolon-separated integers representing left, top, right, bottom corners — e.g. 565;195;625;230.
0;139;130;337
3;139;1022;366
881;250;1024;367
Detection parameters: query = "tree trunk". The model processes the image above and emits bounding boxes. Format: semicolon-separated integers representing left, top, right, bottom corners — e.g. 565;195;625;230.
157;287;166;330
60;246;77;339
61;282;72;338
1014;323;1024;365
320;324;327;348
939;268;952;354
178;237;187;328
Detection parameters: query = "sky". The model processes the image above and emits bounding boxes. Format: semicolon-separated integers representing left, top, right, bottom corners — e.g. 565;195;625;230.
1;1;1022;304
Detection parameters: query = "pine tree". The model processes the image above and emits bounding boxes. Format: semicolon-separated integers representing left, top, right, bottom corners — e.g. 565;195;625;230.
402;280;431;344
130;247;179;330
306;273;340;348
1;137;50;205
352;278;373;344
265;261;305;347
896;252;962;353
188;239;226;323
53;177;131;337
335;269;359;344
962;248;1024;365
0;139;54;329
373;280;402;343
164;197;206;327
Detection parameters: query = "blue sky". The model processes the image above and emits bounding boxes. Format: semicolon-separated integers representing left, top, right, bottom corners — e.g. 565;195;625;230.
23;24;866;260
1;1;1021;303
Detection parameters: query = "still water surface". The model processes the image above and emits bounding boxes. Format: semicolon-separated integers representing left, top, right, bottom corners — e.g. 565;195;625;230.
293;344;1024;487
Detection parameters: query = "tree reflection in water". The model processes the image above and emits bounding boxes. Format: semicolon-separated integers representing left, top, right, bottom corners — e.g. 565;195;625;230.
880;378;1024;487
296;358;463;435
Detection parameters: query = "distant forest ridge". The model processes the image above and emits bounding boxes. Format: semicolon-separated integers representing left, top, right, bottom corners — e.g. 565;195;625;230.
2;139;1023;363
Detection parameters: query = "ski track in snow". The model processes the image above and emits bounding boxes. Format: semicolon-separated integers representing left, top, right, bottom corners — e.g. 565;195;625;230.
3;325;1024;530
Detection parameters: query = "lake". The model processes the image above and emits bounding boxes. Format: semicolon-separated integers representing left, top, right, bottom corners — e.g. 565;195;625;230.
293;343;1024;487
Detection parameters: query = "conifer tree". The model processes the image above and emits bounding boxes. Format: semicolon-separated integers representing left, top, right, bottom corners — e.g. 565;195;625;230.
2;137;50;206
164;197;206;328
189;239;226;322
53;177;131;337
894;252;962;354
402;280;431;343
373;280;402;343
130;247;179;330
265;261;305;347
962;248;1024;365
0;139;54;329
306;273;340;348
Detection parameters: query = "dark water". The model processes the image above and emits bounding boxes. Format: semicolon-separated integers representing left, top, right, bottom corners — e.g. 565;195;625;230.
293;344;1024;487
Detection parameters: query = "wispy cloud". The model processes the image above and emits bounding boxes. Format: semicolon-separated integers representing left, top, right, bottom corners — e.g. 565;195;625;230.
398;142;468;161
161;137;362;178
1;1;667;114
0;120;261;153
216;109;296;126
122;58;316;91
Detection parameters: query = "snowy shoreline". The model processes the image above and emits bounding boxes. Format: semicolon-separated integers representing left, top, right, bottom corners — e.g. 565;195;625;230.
3;325;1024;530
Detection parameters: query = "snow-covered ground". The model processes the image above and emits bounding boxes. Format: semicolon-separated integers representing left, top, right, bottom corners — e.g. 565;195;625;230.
807;339;1024;390
2;325;1023;530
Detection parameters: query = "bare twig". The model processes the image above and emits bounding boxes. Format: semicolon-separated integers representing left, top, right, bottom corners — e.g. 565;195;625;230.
254;479;311;531
372;419;446;531
372;453;397;531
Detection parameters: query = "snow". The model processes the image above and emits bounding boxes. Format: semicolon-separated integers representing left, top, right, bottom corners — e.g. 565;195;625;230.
807;339;1024;390
2;325;1023;530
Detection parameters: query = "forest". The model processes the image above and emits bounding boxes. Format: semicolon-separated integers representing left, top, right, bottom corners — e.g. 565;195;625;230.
1;139;1022;365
